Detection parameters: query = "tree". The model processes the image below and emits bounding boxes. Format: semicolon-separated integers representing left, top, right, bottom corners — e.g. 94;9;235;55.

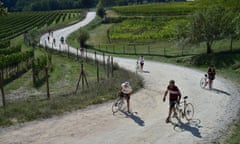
78;28;90;47
221;11;240;51
0;1;7;16
96;0;105;18
189;6;227;54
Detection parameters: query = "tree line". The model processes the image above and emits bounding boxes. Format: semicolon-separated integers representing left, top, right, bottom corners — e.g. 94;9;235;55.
2;0;186;11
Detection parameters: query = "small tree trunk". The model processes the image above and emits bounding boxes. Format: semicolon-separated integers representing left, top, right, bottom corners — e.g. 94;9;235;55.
230;37;233;52
206;41;212;54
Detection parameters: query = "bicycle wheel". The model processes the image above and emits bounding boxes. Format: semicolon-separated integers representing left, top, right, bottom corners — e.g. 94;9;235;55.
112;98;123;113
200;78;207;88
185;103;194;121
112;100;120;113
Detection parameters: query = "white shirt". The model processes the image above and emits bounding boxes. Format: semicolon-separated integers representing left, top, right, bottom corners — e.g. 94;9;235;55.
121;83;132;94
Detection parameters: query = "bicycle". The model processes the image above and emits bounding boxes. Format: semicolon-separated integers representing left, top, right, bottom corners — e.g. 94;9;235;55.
200;74;208;88
112;96;125;114
174;96;194;121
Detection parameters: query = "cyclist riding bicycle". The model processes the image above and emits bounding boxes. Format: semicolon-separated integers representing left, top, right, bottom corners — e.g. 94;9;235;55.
163;80;182;123
119;81;132;113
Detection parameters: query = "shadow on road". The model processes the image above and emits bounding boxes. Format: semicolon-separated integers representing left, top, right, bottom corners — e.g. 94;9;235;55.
211;88;231;96
122;111;145;127
172;118;202;138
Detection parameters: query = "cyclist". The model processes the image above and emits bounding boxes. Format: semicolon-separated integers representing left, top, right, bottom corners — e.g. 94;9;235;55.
119;81;132;113
207;65;216;89
60;36;64;44
138;56;144;71
163;80;182;123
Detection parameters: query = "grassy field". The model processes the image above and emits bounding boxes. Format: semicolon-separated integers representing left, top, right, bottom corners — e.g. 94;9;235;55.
0;48;143;126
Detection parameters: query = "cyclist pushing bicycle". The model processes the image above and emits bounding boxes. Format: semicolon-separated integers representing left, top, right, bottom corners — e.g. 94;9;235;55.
163;80;182;123
118;81;132;113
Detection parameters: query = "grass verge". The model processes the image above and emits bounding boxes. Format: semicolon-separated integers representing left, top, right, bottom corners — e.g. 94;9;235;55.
0;48;143;127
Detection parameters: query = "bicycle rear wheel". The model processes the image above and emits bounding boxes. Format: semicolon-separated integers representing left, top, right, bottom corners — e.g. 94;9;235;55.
185;103;194;121
200;78;207;88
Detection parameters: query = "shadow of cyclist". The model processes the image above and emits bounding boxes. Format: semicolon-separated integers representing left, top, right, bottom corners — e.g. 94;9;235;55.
173;117;202;138
210;88;231;96
121;111;145;127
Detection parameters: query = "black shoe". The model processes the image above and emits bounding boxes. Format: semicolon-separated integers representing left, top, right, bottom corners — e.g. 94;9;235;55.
165;117;170;123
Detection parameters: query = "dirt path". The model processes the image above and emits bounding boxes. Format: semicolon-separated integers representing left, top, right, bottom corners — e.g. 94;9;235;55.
0;12;239;144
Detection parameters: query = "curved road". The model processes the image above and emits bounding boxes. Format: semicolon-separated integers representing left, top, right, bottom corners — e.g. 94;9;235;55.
0;12;239;144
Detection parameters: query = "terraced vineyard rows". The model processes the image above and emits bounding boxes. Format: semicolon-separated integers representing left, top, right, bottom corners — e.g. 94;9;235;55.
0;10;82;41
111;2;197;16
108;17;189;42
0;10;82;85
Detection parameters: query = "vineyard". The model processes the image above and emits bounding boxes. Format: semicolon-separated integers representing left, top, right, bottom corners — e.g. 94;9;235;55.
0;10;82;41
111;2;197;16
0;10;81;90
108;17;189;42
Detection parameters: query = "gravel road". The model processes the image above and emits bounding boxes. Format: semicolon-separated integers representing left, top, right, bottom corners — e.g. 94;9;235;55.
0;12;239;144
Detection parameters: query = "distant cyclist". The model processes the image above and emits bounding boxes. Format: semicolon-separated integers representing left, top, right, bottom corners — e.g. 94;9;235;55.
60;36;64;44
138;56;144;71
163;80;182;123
119;81;132;113
207;65;216;89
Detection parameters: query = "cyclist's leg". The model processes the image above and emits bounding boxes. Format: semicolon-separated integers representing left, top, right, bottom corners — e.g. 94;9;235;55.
167;101;175;122
209;79;212;89
126;94;130;112
140;63;143;71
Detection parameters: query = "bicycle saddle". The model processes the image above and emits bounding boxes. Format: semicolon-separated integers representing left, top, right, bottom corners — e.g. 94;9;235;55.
184;96;188;99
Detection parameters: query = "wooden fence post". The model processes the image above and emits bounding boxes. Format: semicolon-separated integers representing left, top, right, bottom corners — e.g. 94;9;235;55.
97;61;99;83
68;45;70;57
75;62;89;93
45;66;50;100
77;47;79;59
0;71;6;107
103;53;105;70
95;51;97;64
111;56;114;77
107;56;110;79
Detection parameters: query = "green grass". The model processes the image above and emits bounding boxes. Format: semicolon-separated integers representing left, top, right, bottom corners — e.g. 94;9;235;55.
0;47;143;126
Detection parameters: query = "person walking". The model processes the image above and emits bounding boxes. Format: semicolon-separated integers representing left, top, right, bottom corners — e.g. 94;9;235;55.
139;56;144;72
207;65;216;89
163;80;182;123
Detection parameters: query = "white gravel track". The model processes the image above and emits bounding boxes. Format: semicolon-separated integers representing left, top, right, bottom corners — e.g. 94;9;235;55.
0;12;239;144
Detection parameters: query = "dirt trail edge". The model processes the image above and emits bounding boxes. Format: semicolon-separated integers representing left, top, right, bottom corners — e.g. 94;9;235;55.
0;12;239;144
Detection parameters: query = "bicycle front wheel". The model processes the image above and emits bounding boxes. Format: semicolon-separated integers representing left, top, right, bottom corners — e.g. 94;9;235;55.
112;99;124;113
112;100;120;113
200;78;207;88
185;103;194;121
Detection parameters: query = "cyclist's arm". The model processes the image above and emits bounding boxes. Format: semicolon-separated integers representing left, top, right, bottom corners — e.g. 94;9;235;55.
163;89;168;101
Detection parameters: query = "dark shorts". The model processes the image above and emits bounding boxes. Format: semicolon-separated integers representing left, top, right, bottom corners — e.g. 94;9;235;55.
208;75;215;80
119;92;130;100
140;62;144;66
169;100;178;108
